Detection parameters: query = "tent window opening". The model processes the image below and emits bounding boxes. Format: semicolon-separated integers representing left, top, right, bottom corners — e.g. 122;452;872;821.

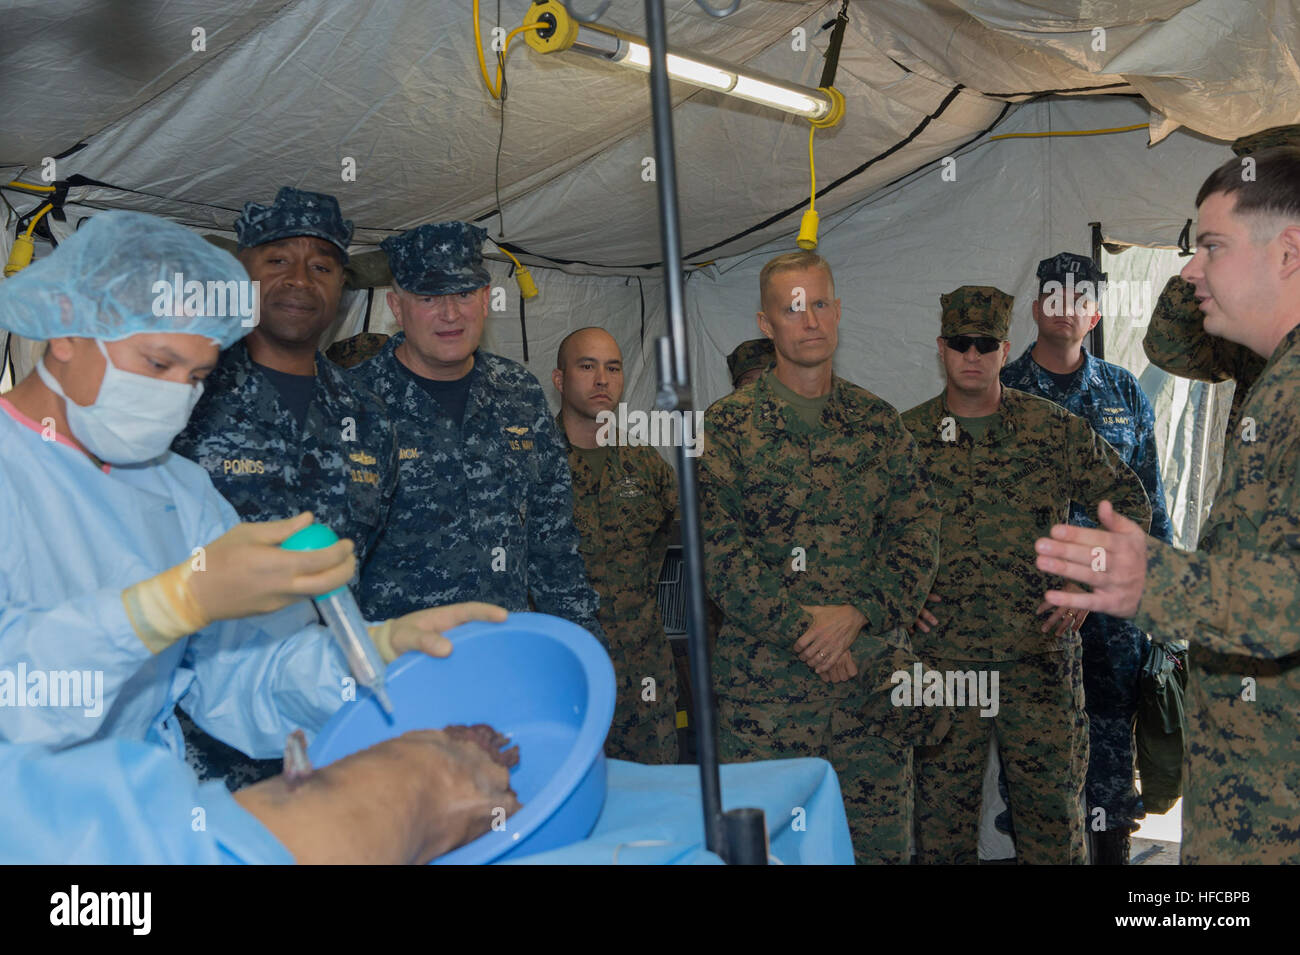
1099;245;1232;551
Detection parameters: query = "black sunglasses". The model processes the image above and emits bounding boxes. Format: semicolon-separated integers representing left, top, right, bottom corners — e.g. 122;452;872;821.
944;336;1002;354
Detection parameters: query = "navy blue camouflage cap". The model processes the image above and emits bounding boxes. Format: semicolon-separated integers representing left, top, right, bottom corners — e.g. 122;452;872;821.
381;221;491;295
233;186;353;261
1036;252;1106;293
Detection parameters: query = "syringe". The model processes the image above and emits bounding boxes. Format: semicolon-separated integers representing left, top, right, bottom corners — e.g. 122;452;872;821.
282;523;395;718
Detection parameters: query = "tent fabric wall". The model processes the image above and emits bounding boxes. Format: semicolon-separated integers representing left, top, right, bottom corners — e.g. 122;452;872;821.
2;95;1243;470
679;94;1239;417
5;1;1294;273
858;0;1300;143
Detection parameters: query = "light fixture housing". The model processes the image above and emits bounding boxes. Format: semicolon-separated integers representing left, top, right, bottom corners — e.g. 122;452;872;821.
523;1;844;127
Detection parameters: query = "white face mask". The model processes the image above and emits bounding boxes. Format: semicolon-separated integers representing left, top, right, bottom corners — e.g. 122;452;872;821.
36;339;203;465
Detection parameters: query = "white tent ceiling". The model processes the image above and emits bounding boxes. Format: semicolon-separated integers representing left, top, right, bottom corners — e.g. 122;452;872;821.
2;0;1296;273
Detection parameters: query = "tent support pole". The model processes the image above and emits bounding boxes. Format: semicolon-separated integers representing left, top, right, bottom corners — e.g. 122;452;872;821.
642;0;765;864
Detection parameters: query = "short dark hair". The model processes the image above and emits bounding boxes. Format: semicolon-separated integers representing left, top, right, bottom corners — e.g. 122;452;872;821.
555;326;611;370
1195;147;1300;224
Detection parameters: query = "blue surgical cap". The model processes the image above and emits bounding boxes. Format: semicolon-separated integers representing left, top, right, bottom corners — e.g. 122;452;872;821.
0;210;251;348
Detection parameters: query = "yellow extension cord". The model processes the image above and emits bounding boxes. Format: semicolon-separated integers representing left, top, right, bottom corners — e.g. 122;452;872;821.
473;0;547;100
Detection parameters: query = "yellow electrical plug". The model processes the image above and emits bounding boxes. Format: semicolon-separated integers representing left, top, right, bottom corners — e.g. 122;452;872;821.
5;201;53;276
496;242;539;300
4;233;35;277
796;209;820;250
515;264;539;300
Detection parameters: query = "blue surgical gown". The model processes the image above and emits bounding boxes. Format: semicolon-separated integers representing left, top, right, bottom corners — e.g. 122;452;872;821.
0;403;349;758
0;738;291;863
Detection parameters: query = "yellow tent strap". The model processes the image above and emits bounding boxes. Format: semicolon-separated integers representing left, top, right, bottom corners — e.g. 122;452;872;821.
989;123;1147;141
473;0;546;100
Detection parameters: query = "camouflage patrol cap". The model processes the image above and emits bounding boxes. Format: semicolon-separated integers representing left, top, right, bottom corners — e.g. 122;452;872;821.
381;221;491;295
234;186;353;261
326;331;390;369
940;285;1013;339
726;338;775;386
1232;124;1300;156
1036;251;1106;294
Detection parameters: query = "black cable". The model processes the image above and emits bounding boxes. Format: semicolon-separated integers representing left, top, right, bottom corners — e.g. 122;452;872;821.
518;290;529;363
684;89;1002;260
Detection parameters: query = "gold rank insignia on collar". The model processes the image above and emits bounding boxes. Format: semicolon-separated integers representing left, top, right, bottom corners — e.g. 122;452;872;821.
348;451;377;465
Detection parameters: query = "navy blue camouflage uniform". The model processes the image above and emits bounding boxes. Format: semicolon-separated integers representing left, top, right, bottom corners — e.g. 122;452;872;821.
172;341;399;564
352;220;603;637
168;185;400;789
349;335;604;638
1002;343;1173;832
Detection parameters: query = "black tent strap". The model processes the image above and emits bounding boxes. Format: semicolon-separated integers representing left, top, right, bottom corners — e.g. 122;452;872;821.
818;1;851;91
25;89;1003;274
1177;218;1194;256
518;290;529;363
684;87;1001;260
483;86;1001;272
980;82;1130;98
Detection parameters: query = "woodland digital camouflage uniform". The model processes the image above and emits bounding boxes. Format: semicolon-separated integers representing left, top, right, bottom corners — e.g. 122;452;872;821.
902;286;1153;864
1140;126;1297;443
1134;321;1300;864
1004;261;1174;836
563;423;679;763
1143;275;1266;444
349;335;603;638
700;370;943;864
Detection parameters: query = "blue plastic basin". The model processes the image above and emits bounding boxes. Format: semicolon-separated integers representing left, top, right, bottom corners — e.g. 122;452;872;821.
308;612;615;864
